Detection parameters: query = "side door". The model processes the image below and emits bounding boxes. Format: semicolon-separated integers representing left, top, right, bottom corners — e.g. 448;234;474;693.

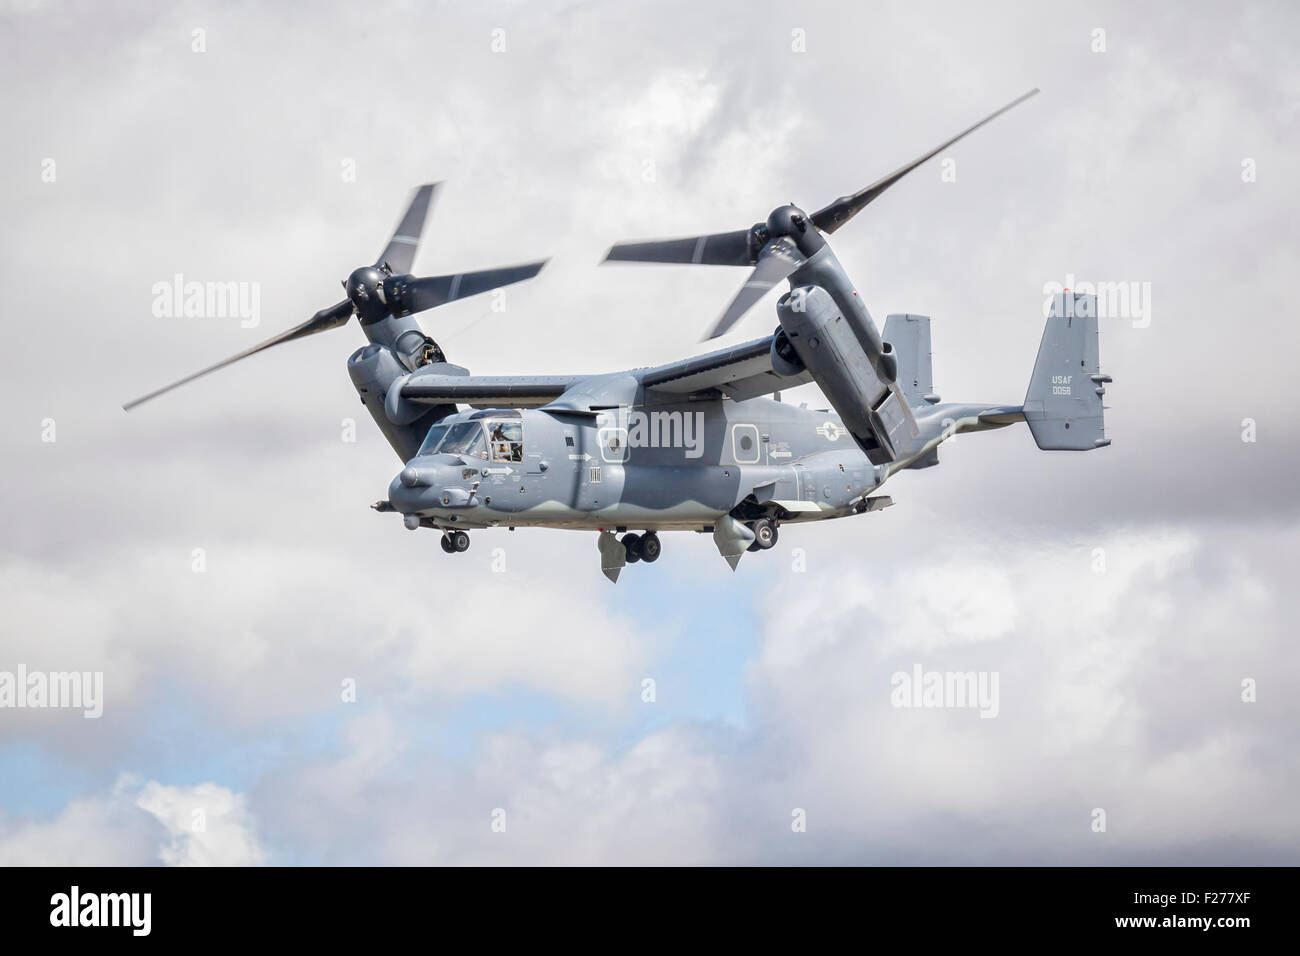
573;415;629;512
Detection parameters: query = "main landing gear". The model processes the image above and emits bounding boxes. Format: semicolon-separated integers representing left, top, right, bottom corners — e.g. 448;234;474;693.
440;530;470;554
598;529;661;583
746;518;778;552
622;531;661;564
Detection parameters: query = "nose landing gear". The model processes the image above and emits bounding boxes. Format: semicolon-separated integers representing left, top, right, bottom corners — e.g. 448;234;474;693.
440;530;470;553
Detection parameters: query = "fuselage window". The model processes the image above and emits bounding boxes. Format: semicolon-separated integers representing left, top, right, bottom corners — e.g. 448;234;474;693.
489;421;524;462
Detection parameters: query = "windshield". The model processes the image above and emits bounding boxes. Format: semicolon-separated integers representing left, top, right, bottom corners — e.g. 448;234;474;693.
417;424;450;457
439;421;488;459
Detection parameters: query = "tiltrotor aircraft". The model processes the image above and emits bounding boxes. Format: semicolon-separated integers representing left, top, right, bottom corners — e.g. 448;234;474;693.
126;89;1110;582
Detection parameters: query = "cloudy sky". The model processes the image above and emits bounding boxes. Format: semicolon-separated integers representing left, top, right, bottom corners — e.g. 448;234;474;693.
1;0;1297;865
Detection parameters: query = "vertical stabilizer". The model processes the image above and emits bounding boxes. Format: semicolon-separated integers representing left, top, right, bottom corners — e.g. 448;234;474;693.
883;313;937;407
1024;293;1109;450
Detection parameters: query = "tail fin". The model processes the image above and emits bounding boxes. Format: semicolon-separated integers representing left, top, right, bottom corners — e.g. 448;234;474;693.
883;313;939;407
1023;292;1110;450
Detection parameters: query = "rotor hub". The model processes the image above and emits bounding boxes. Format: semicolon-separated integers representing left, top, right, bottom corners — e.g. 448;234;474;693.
765;204;807;238
345;266;390;322
763;204;824;259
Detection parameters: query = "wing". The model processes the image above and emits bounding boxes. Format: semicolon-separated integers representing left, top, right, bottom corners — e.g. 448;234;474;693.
397;334;809;412
639;334;812;402
399;373;583;408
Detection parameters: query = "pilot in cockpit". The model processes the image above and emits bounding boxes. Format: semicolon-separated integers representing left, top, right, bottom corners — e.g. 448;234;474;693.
489;422;523;462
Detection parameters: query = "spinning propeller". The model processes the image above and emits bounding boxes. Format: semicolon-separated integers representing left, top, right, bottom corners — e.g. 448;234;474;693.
603;89;1039;340
124;184;547;410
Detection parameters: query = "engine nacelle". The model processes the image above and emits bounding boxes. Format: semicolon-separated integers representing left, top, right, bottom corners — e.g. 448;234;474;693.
769;328;806;377
776;286;918;465
347;344;457;461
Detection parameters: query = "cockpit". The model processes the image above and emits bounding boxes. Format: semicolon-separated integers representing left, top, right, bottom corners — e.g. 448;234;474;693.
417;418;523;463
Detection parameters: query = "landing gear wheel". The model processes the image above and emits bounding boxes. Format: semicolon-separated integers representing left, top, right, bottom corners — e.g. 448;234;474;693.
623;532;642;563
440;535;455;554
640;532;661;563
748;518;777;551
450;530;470;552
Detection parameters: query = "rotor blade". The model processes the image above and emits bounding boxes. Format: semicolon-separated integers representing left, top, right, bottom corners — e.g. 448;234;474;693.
393;259;549;315
603;228;755;267
123;299;353;411
703;239;805;341
811;88;1040;234
376;183;439;275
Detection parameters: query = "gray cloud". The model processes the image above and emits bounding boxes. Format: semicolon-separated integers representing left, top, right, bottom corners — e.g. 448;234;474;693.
1;0;1297;864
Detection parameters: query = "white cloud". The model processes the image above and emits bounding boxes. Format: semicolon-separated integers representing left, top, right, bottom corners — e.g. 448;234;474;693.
0;536;650;754
9;520;1298;865
200;523;1298;864
0;775;265;867
136;780;265;866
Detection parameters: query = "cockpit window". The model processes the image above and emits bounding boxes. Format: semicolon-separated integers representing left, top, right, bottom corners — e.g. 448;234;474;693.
439;421;488;459
417;424;450;457
489;420;524;462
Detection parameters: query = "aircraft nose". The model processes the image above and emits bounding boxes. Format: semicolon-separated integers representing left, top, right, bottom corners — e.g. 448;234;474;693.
388;460;478;513
388;469;433;513
388;473;413;509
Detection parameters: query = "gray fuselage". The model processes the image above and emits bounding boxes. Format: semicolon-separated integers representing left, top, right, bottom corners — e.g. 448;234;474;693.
387;397;905;532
